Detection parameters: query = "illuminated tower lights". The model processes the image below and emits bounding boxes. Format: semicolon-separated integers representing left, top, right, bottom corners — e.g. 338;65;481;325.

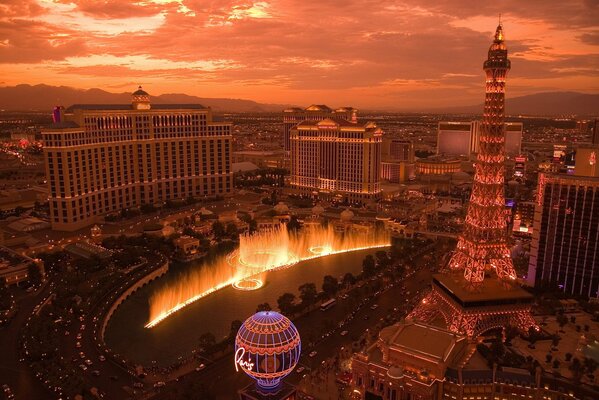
448;22;517;285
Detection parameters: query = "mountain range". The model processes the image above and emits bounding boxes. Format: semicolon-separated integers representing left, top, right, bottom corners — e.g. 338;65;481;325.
435;92;599;116
0;84;293;113
0;84;597;116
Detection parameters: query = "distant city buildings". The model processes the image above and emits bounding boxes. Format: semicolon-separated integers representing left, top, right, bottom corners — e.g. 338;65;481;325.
42;87;232;231
528;173;599;297
289;118;382;202
282;105;356;153
574;146;599;178
381;138;415;183
436;121;522;157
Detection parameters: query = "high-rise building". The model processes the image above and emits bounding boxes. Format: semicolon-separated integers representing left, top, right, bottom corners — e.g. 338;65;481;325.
381;138;415;183
437;121;477;156
43;87;233;231
437;121;522;158
282;105;356;153
592;119;599;146
527;173;599;297
574;146;599;177
409;24;536;338
289;118;382;202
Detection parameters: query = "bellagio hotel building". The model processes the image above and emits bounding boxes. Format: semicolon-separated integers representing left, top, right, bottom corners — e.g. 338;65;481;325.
290;118;382;202
42;87;232;231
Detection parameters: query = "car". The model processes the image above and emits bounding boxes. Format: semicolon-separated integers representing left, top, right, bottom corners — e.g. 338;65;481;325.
153;382;166;388
133;382;144;388
64;331;70;336
340;330;348;336
79;364;87;371
91;370;100;376
79;352;85;359
195;364;205;372
2;384;11;394
370;304;379;310
85;359;93;366
309;351;317;358
296;366;305;374
80;324;86;331
99;355;106;362
363;315;370;320
76;342;82;348
76;333;82;340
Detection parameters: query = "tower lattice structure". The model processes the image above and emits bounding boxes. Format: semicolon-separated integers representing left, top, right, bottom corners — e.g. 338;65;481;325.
448;23;517;284
408;23;537;339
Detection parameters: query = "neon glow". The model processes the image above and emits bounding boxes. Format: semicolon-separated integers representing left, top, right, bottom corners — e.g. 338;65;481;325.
234;311;301;390
145;224;390;328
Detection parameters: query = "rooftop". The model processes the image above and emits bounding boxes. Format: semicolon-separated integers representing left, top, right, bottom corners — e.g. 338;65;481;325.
65;103;207;112
433;273;534;307
382;321;467;363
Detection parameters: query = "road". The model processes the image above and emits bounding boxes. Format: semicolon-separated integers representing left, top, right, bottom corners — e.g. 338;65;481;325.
0;283;56;399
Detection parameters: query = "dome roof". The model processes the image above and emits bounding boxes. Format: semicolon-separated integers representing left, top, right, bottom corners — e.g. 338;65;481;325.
273;202;289;215
312;204;324;215
133;85;149;96
340;208;354;221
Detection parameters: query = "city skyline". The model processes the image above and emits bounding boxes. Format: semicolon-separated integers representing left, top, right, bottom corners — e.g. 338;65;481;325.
0;1;598;110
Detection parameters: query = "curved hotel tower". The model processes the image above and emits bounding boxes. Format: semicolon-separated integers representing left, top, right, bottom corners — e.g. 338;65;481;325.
43;87;232;231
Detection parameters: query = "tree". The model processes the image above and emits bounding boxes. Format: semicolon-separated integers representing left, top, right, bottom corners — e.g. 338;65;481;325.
298;283;318;307
211;221;225;239
545;354;553;363
226;222;239;238
27;263;43;285
556;314;568;330
553;359;560;369
504;326;519;345
198;332;216;353
342;272;357;288
287;216;301;233
565;352;573;362
322;275;339;297
249;219;258;234
570;357;584;381
362;255;376;278
256;303;272;312
229;320;242;341
375;251;390;269
277;293;296;315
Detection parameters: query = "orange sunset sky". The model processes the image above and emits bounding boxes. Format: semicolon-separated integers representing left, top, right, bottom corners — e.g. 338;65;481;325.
0;0;597;110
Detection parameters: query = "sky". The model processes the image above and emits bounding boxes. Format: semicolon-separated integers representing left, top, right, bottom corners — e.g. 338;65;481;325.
0;0;597;110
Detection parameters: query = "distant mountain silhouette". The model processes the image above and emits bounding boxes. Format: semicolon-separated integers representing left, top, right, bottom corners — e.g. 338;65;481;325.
435;92;599;116
0;84;294;113
0;85;597;116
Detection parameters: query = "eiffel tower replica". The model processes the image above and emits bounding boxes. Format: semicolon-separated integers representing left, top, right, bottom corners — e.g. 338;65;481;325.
409;22;537;339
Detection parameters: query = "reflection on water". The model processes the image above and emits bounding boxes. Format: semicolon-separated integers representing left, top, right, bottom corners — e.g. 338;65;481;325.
104;248;378;365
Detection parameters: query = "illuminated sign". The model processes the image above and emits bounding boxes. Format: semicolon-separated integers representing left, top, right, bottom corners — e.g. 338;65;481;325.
234;347;255;372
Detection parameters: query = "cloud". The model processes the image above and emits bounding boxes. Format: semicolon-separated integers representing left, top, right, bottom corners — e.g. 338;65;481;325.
0;0;596;109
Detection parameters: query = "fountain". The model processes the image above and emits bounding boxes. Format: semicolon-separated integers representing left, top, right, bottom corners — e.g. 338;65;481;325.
145;224;390;328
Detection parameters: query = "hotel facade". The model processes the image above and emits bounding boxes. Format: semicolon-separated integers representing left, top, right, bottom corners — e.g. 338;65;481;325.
282;105;356;153
527;173;599;297
42;87;233;231
289;118;382;202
